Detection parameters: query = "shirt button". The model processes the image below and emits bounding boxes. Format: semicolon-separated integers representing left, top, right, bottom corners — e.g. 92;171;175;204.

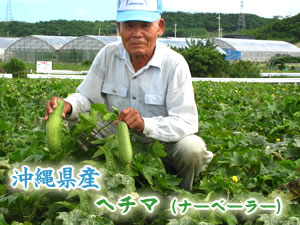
132;96;136;100
112;89;116;93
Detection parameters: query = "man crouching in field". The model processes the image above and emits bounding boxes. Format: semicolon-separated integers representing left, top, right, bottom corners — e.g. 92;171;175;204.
45;0;213;191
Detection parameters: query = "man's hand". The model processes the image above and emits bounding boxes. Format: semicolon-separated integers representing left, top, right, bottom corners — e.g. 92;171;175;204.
45;97;72;121
115;107;144;132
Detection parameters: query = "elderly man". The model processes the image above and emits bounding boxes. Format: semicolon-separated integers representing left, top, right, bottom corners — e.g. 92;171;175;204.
45;0;213;191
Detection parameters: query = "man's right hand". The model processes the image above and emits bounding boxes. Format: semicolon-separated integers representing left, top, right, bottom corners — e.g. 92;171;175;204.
45;97;72;121
115;107;144;132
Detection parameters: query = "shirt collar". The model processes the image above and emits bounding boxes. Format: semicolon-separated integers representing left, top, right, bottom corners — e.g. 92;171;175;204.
148;42;164;69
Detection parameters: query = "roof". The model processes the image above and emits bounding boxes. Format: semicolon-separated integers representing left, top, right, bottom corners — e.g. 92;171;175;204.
214;38;300;52
86;35;121;44
158;37;204;48
0;37;20;50
31;35;76;50
60;35;120;50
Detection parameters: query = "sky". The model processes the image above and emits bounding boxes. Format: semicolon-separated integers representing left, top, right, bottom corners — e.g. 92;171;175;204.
0;0;299;23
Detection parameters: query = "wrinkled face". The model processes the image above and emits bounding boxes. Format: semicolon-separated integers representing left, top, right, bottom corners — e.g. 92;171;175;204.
118;19;165;58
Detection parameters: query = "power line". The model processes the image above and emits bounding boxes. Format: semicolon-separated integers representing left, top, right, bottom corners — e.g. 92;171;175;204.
236;0;246;32
217;14;223;38
6;0;13;21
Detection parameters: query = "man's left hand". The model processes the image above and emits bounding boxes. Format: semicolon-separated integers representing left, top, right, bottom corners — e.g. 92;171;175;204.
115;107;144;132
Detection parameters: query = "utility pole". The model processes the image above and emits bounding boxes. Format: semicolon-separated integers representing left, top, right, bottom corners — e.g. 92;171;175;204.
111;23;119;36
6;0;13;21
217;14;223;38
174;23;177;38
237;0;246;32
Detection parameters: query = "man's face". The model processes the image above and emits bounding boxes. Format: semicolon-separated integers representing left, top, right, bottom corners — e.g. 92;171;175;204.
118;19;165;59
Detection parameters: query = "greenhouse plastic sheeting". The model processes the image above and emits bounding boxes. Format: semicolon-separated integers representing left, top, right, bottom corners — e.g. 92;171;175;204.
158;37;204;48
213;38;300;61
0;37;20;50
224;50;241;60
61;35;120;50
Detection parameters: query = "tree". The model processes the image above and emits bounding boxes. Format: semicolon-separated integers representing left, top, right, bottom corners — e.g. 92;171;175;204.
174;40;230;77
4;58;27;78
229;60;260;78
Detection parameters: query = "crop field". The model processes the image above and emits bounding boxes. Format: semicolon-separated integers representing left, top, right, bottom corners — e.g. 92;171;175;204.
0;78;299;225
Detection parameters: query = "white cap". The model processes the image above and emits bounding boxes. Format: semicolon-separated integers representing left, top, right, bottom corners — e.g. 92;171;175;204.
116;0;163;22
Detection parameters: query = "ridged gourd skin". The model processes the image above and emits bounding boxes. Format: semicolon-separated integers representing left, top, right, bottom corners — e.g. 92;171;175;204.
117;121;133;164
46;99;64;153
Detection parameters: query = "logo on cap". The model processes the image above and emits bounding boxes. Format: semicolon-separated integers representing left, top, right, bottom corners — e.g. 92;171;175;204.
118;0;157;11
126;0;147;6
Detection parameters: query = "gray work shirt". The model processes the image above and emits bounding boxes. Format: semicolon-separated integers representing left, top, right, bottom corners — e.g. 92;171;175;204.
65;41;198;142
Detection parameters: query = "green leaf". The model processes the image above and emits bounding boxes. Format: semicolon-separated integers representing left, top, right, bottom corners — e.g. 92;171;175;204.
65;190;102;215
230;152;244;167
267;102;280;115
294;137;300;148
71;103;114;138
102;171;136;199
0;120;9;133
92;148;105;158
0;214;9;225
134;152;181;192
11;222;33;225
92;103;118;122
91;134;115;146
55;201;78;211
57;209;114;225
0;158;10;169
257;214;300;225
41;219;52;225
167;216;203;225
72;111;98;137
90;103;108;117
216;211;238;225
152;140;167;157
295;158;300;167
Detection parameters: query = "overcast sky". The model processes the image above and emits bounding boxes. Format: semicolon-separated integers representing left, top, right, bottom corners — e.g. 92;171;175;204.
0;0;299;23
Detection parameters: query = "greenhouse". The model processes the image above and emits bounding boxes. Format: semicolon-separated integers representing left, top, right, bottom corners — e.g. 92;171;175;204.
5;35;299;64
213;38;300;61
158;37;203;48
158;37;227;55
4;35;76;63
0;37;20;61
58;35;120;63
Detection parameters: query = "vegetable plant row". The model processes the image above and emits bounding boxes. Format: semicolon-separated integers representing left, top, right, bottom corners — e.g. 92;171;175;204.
0;78;299;225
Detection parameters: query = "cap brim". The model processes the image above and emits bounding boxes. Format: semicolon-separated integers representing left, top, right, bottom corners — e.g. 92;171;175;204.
116;10;160;22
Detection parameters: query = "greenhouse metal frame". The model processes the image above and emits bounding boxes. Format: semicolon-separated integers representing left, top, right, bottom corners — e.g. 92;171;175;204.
4;35;76;63
58;35;120;63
